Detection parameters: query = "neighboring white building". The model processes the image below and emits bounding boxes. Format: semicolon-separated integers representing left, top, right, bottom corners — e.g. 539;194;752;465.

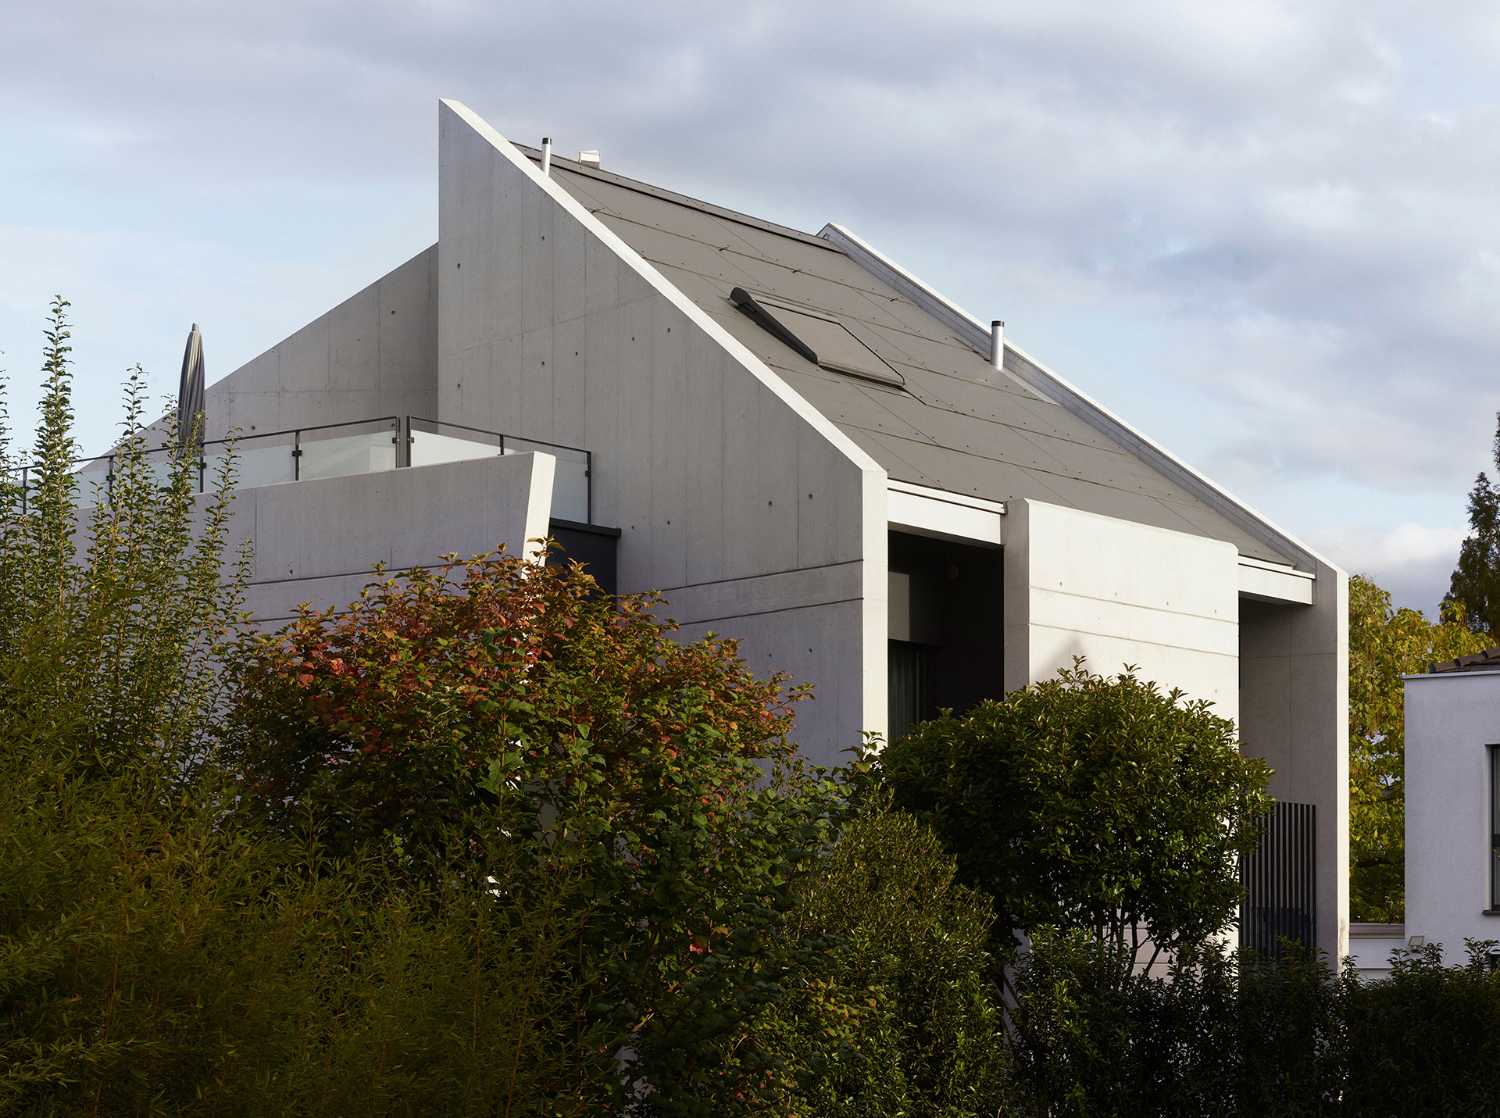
88;100;1351;958
1352;650;1500;975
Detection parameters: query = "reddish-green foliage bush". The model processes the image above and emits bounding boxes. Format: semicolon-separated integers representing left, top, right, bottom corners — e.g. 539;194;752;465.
227;551;846;1112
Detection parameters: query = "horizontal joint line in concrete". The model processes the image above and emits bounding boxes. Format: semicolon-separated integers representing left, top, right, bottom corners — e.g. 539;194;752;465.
1029;584;1236;624
648;559;862;596
1027;622;1239;661
671;596;864;628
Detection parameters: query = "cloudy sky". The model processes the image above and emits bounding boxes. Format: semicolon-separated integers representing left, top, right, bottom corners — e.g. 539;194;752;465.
4;1;1497;613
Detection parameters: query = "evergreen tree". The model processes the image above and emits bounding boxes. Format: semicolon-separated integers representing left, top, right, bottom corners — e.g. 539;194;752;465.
1446;412;1500;634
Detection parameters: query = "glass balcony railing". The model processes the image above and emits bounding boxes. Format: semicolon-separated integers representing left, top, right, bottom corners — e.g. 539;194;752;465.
13;415;593;525
407;417;591;524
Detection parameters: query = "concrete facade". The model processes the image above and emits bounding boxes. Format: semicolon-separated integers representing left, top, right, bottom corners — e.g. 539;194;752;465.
1001;498;1240;718
111;98;1351;955
195;247;438;443
232;451;553;624
1389;669;1500;967
1238;569;1350;961
434;100;889;762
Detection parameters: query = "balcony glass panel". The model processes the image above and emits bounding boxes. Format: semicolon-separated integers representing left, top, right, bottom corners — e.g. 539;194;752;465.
212;431;297;490
505;437;589;523
299;420;399;481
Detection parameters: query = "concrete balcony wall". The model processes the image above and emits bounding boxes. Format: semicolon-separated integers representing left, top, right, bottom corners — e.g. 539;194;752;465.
217;451;554;624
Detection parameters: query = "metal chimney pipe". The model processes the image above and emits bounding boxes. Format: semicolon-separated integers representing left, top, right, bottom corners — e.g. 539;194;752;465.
541;136;552;176
990;319;1005;371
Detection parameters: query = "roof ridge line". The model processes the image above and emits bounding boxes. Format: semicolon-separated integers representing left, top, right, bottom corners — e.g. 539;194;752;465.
513;143;837;251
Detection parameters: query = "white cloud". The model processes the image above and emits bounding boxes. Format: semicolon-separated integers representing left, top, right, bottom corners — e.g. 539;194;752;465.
6;0;1500;610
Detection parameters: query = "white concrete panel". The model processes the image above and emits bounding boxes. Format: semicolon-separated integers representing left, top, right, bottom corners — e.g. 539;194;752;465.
1004;498;1240;717
888;484;1004;546
1403;671;1500;965
1239;564;1350;960
235;452;551;621
675;599;866;769
329;284;379;392
1238;557;1315;605
656;561;863;627
1347;928;1406;981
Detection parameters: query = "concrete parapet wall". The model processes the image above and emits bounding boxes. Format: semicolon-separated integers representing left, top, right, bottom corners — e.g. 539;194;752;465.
222;451;553;624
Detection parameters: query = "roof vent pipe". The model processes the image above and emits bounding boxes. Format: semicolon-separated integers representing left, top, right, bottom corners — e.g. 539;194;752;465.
541;136;552;176
990;319;1005;371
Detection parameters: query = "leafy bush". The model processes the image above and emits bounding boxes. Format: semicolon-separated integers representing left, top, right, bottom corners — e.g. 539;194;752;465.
1008;933;1500;1117
1007;934;1347;1117
715;808;1011;1117
1341;941;1500;1115
0;302;626;1113
878;661;1273;980
226;548;849;1112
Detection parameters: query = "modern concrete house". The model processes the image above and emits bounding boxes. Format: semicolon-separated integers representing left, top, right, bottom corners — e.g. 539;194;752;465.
1351;649;1500;975
90;100;1349;958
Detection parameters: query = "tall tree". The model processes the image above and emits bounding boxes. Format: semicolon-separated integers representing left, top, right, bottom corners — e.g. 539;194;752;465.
1446;412;1500;634
1348;575;1490;922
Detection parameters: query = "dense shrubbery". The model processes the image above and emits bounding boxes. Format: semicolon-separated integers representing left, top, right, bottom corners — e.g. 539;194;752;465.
879;663;1274;982
0;302;1006;1114
8;301;1500;1116
725;808;1013;1116
1008;938;1500;1117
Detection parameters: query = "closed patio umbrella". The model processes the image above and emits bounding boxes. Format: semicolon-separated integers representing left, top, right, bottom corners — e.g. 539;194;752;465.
177;323;205;449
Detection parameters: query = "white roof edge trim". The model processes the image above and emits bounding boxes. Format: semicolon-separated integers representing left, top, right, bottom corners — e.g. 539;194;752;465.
887;479;1006;515
436;100;885;483
1238;554;1315;580
1403;669;1500;682
818;220;1343;578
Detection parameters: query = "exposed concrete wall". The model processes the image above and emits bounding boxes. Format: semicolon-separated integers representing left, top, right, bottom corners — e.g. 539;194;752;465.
221;452;553;624
1402;671;1500;965
434;100;888;764
1002;498;1240;720
1239;563;1350;960
197;246;438;441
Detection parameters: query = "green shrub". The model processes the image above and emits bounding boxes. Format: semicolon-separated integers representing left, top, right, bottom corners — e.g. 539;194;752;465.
1008;934;1500;1117
225;548;849;1113
715;808;1011;1117
1341;941;1500;1116
0;302;617;1114
878;661;1272;982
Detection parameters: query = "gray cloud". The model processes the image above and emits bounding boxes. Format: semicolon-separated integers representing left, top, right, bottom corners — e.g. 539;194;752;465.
6;1;1500;610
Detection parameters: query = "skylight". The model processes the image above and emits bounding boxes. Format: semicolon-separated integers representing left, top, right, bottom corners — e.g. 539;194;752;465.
730;288;906;389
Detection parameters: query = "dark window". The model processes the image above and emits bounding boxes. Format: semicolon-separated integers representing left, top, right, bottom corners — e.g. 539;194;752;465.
888;640;932;744
1491;745;1500;910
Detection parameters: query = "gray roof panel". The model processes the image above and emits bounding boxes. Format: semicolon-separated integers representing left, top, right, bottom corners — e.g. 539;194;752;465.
543;157;1295;565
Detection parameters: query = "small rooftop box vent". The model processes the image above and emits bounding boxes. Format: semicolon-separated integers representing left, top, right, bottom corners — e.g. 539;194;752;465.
578;150;601;167
729;287;905;389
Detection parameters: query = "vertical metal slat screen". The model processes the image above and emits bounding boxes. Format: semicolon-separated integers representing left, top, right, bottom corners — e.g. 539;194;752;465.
1239;801;1316;957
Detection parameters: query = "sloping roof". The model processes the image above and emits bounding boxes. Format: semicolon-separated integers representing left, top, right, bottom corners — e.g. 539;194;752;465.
1430;647;1500;674
528;149;1296;566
